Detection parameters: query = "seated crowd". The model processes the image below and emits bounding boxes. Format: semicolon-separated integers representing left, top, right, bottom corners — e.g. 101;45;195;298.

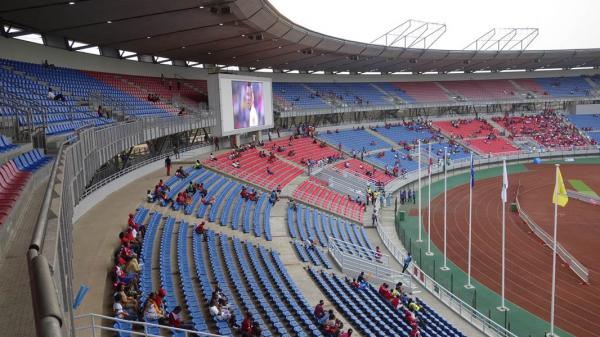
359;272;423;337
313;299;353;337
111;214;195;329
493;111;589;148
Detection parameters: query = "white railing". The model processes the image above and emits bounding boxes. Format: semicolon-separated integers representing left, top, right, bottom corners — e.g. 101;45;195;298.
74;313;225;337
567;189;600;206
375;224;518;337
515;185;590;283
81;142;210;199
383;147;600;193
327;236;413;290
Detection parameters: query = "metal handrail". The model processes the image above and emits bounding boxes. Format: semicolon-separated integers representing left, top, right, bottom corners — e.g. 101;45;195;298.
81;141;210;199
327;236;413;289
74;313;226;337
28;143;65;337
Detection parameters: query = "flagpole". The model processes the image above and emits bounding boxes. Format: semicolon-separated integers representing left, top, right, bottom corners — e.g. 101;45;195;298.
498;159;509;311
550;164;559;336
441;147;449;271
426;143;433;256
465;152;474;289
417;139;422;242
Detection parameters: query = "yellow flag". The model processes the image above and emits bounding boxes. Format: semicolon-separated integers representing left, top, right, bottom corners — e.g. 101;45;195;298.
552;168;568;207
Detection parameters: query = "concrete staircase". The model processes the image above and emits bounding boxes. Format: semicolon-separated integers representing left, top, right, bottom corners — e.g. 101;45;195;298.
434;82;457;100
370;83;406;104
300;83;339;107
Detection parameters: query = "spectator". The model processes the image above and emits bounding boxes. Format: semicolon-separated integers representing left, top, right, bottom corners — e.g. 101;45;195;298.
175;166;188;178
195;221;206;237
314;299;325;319
340;328;353;337
168;306;193;330
165;156;172;176
409;322;421;337
374;246;382;262
113;293;130;319
378;283;393;300
143;292;166;322
209;298;231;321
147;189;155;202
407;298;422;313
251;321;262;337
241;312;253;337
402;253;412;273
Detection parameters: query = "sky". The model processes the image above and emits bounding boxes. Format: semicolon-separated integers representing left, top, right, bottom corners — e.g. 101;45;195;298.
269;0;600;50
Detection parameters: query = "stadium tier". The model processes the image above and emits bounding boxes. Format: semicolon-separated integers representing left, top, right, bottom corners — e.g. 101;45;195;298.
273;77;598;108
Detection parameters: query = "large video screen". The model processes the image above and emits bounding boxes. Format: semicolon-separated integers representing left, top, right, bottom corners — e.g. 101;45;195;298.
210;74;273;136
232;80;265;129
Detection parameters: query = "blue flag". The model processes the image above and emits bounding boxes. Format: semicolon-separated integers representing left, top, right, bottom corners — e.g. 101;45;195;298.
470;153;475;188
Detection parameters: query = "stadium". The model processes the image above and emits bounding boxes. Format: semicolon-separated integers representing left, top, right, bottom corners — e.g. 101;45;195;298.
0;1;599;337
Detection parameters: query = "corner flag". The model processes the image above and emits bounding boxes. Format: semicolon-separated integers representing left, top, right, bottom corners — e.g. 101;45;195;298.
553;168;569;207
501;160;508;203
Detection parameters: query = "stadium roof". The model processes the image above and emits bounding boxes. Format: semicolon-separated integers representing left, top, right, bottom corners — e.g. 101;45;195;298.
2;0;600;73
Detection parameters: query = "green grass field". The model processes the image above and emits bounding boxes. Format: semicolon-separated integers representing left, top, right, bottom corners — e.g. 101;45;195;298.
568;179;599;197
396;163;574;337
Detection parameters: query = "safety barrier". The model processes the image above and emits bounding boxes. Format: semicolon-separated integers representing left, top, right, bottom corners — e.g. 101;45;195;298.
567;189;600;206
515;184;590;283
327;236;413;290
74;313;225;337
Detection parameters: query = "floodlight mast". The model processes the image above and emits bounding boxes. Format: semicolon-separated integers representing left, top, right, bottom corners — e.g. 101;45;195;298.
463;28;539;51
371;19;446;49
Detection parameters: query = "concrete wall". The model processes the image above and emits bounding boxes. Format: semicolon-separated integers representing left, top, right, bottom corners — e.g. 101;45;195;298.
574;103;600;114
2;37;599;83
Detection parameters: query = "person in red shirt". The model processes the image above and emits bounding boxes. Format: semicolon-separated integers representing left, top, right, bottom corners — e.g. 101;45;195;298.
168;306;193;330
404;308;416;326
153;288;167;318
241;312;252;337
391;295;401;310
127;214;138;230
313;299;325;319
378;283;393;300
409;322;421;337
195;222;206;241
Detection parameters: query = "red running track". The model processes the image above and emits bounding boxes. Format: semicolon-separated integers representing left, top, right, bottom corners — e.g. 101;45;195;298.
427;164;600;337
